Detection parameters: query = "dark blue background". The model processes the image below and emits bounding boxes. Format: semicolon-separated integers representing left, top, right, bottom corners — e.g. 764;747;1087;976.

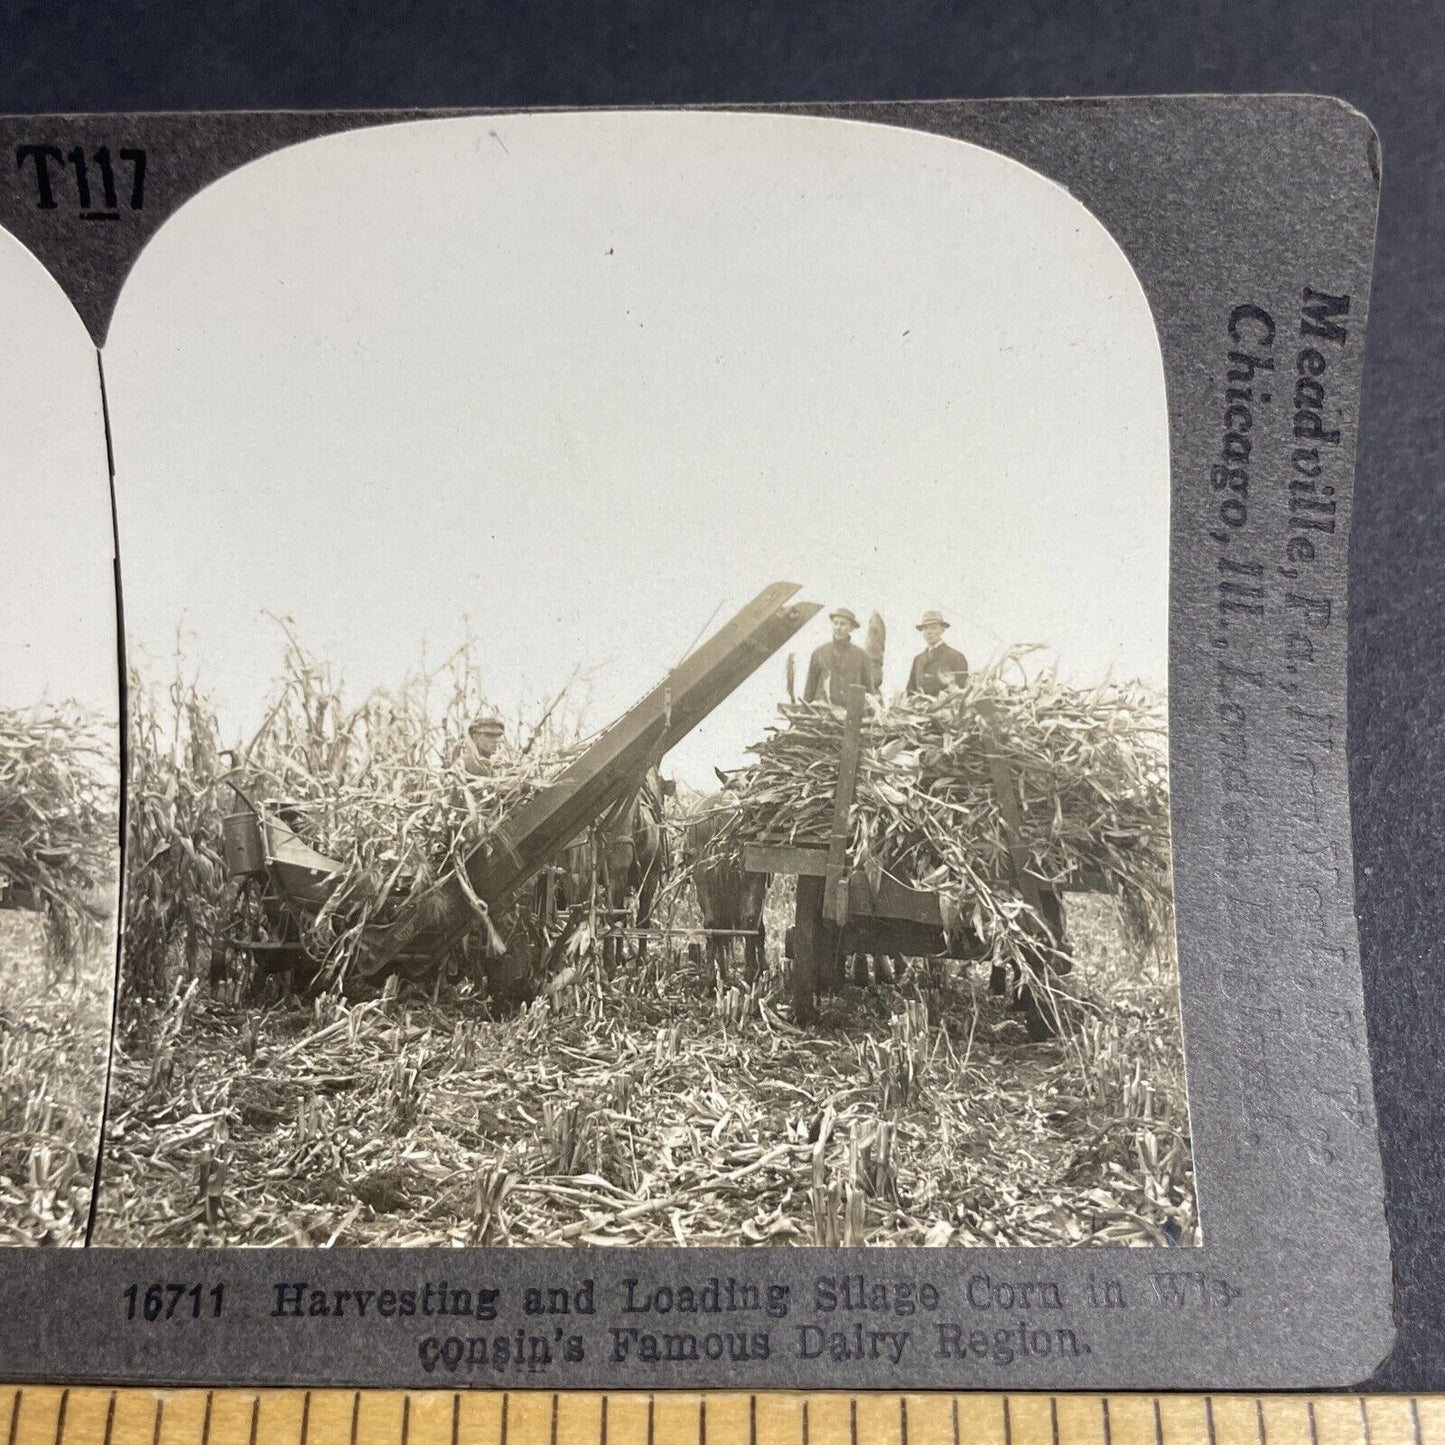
2;0;1440;1390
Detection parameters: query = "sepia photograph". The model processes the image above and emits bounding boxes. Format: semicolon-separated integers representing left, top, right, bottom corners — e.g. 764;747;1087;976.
91;111;1191;1250
0;227;120;1246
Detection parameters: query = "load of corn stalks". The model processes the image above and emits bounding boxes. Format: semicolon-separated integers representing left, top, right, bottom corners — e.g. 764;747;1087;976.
0;703;116;965
720;652;1173;968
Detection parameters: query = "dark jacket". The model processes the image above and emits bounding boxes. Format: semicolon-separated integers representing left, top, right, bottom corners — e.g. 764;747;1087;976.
804;640;877;704
906;642;969;697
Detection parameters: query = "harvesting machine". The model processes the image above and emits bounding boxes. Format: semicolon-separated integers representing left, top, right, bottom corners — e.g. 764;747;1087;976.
216;583;820;996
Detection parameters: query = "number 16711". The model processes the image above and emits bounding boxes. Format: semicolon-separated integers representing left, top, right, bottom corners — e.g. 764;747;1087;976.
122;1282;225;1321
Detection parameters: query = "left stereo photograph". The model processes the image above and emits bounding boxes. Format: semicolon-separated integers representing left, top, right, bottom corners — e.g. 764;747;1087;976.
0;224;120;1246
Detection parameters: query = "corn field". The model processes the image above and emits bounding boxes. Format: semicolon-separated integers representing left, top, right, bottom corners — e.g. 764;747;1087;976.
0;703;117;1245
0;703;116;968
95;637;1195;1250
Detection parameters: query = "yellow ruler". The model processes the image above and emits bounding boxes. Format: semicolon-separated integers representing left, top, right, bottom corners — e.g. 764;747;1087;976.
1;1392;1441;1445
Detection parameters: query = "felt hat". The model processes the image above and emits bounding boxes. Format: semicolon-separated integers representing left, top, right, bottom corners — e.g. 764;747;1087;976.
916;610;950;631
828;607;861;630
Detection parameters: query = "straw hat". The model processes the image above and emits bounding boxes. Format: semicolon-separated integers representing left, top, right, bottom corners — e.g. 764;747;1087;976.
829;608;861;630
916;610;950;631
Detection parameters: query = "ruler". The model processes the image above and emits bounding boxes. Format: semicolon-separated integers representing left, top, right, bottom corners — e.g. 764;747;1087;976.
1;1391;1441;1445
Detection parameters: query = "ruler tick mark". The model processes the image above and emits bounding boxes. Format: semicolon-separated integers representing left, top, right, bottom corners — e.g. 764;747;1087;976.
0;1391;1425;1445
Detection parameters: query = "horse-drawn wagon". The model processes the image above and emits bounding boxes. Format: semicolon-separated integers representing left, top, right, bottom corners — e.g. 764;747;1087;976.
740;683;1115;1035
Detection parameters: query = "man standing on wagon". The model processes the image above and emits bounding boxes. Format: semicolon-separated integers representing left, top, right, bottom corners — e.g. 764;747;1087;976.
906;610;970;696
803;607;879;704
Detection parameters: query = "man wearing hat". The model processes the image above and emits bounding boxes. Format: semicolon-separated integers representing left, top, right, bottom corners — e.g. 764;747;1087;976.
804;608;878;704
906;611;969;697
463;715;509;776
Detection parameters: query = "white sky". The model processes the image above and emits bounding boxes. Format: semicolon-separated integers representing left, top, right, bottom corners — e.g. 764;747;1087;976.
105;111;1168;786
0;228;118;720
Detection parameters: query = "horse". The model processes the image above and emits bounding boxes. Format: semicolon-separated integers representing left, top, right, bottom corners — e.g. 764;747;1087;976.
555;765;672;967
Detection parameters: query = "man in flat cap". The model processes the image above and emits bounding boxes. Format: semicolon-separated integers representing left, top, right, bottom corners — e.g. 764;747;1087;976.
804;608;879;704
463;715;510;777
906;611;969;697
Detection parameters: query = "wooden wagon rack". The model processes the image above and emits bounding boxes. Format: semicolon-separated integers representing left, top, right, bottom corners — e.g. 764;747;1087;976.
741;683;1107;1029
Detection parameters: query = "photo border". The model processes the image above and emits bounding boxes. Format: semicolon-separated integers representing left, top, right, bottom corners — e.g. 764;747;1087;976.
0;96;1390;1390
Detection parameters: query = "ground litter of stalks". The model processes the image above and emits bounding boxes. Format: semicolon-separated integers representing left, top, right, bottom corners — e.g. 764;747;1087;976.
0;914;111;1245
95;897;1195;1250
